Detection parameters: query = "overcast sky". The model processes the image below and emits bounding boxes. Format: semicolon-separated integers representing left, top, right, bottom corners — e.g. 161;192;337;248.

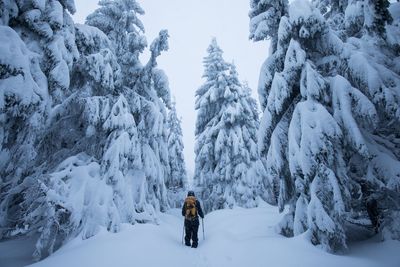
73;0;269;174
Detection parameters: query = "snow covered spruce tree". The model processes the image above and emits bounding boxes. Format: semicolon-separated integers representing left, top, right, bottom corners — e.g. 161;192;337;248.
194;39;268;212
0;20;48;243
335;0;400;241
1;0;175;259
250;0;400;252
166;100;188;207
87;0;172;215
0;0;78;252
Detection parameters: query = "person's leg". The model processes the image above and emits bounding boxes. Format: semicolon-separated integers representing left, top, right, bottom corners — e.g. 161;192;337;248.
366;199;379;232
184;221;191;246
191;223;199;248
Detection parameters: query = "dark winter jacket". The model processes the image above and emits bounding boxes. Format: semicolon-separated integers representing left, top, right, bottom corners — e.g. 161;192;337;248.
182;198;204;222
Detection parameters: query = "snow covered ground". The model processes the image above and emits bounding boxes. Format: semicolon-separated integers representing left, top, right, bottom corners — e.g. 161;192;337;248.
1;202;399;267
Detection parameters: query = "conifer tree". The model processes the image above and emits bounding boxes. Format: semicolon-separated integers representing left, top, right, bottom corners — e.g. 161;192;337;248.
194;39;267;212
0;1;79;256
250;0;400;252
0;0;174;259
86;0;171;215
166;100;188;207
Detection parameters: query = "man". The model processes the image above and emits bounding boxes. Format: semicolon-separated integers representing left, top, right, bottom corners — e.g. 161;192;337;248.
182;190;204;248
360;180;381;233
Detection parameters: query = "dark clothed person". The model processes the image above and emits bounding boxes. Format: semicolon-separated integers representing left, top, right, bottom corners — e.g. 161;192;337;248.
182;191;204;248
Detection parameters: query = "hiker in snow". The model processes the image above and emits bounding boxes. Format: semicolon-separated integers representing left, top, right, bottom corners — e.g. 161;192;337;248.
363;184;400;234
182;190;204;248
360;181;381;233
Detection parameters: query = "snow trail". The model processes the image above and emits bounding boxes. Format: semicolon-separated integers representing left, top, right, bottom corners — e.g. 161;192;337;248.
8;203;396;267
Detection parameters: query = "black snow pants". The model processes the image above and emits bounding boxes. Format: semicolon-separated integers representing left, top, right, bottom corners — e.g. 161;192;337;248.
184;218;199;247
366;198;380;232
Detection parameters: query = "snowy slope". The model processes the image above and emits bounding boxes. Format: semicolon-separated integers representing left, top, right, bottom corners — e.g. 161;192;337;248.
1;203;399;267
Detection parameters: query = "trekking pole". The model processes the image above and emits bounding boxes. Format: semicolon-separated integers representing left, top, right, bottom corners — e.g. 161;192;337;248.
182;222;185;245
202;218;205;241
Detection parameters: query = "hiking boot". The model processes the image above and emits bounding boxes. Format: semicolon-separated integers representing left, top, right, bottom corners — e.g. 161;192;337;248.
185;242;191;247
191;243;198;248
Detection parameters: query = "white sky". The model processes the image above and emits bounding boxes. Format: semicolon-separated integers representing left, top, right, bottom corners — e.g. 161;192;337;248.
73;0;268;174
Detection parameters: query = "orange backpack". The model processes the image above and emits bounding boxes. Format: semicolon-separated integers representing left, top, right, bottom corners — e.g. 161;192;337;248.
184;196;197;219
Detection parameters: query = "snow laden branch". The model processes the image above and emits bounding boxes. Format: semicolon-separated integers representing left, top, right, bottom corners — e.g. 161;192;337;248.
147;29;169;69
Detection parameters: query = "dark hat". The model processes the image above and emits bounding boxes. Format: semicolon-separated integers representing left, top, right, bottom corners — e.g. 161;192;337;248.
187;190;195;196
